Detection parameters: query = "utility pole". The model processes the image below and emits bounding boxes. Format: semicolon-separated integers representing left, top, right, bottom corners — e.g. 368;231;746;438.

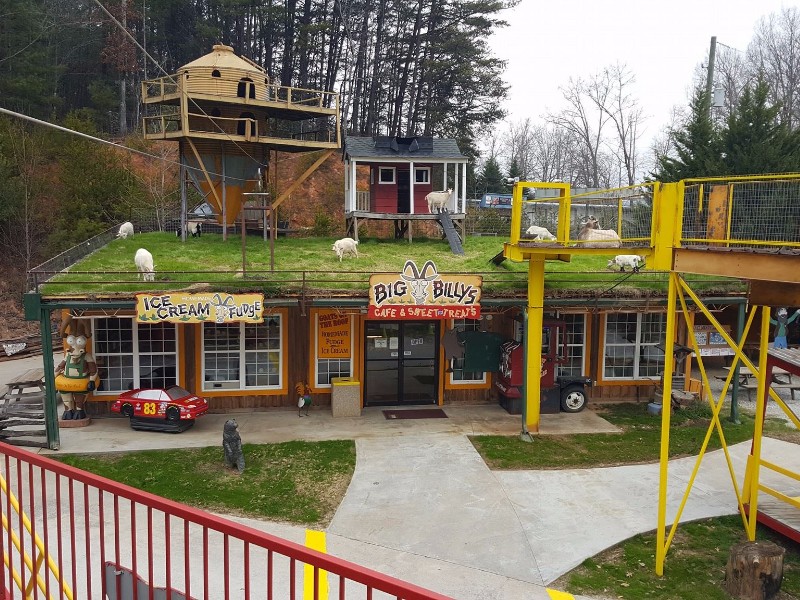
705;36;717;117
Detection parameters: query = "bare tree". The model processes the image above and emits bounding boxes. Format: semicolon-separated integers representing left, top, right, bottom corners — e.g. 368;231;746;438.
548;75;611;187
598;64;645;186
749;7;800;129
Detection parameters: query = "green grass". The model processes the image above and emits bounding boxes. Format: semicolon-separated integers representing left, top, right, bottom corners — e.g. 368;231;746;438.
555;515;800;599
470;403;800;470
54;439;355;526
40;232;745;296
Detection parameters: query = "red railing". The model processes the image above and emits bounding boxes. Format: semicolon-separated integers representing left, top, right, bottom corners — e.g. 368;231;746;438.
0;443;452;599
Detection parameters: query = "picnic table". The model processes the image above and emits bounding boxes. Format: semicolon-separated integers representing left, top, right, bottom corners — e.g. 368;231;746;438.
0;368;47;447
723;364;800;401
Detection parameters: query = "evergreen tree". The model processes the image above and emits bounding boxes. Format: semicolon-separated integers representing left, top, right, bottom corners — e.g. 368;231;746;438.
476;156;504;194
655;88;720;182
720;74;800;175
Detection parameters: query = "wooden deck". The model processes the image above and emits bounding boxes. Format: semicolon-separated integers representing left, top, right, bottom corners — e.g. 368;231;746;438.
344;211;465;242
746;496;800;544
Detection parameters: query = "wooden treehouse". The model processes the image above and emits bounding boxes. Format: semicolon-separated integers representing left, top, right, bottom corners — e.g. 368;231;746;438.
343;136;468;249
141;44;340;235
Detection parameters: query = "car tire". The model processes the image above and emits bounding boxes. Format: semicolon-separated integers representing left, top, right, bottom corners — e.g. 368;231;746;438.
560;385;587;413
121;403;134;417
166;406;181;421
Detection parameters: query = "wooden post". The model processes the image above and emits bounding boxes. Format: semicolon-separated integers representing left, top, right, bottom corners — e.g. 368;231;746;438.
724;541;785;600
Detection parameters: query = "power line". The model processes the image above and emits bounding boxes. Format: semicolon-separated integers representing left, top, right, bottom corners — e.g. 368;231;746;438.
0;106;251;182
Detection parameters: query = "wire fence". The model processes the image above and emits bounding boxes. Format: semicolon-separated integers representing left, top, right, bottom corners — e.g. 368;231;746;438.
682;177;800;248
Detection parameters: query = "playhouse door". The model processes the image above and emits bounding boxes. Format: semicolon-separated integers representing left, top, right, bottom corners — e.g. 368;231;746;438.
363;321;439;405
397;170;410;213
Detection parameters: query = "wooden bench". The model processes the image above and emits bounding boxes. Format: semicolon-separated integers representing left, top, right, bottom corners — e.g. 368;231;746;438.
741;381;800;402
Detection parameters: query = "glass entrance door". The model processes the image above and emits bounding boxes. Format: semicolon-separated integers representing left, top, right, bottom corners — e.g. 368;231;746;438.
364;321;439;405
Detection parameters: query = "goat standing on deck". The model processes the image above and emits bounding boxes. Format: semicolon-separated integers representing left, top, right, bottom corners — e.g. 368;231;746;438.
426;189;452;214
577;215;621;248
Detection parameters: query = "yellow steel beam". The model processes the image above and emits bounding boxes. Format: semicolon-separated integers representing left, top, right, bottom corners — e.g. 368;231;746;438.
525;257;545;433
655;272;678;575
650;182;679;271
746;306;772;539
273;150;335;209
673;249;800;284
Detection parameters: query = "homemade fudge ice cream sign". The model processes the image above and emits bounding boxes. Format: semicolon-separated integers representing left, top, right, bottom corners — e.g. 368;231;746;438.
368;260;481;319
136;292;265;323
318;312;352;358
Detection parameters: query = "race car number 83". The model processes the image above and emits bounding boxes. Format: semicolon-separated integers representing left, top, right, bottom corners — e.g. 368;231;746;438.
142;402;158;415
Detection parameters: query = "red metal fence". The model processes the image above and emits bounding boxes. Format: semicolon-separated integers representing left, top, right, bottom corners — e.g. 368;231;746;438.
0;442;451;599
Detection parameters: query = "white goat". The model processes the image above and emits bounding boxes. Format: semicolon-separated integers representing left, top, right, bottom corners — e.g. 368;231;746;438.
134;248;155;282
332;237;359;262
577;215;621;248
426;189;452;214
117;222;134;239
524;225;556;241
607;254;644;272
176;220;202;238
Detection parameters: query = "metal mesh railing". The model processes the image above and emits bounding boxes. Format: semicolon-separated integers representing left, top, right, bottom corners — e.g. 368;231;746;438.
514;184;654;247
682;177;800;248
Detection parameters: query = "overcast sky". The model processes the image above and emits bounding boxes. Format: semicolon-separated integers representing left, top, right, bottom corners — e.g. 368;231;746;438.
488;0;792;148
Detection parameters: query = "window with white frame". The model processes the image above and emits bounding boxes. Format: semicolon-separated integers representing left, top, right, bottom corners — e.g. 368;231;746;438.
378;167;395;184
92;318;178;392
414;167;430;184
202;318;282;391
558;314;586;377
449;318;485;384
603;312;666;380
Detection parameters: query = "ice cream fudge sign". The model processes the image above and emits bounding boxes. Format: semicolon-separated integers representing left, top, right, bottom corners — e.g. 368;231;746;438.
317;311;351;358
136;293;265;323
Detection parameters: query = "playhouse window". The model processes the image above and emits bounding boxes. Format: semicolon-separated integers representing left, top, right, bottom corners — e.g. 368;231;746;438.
449;318;486;384
602;312;666;380
415;168;430;184
202;319;283;391
91;318;178;393
378;167;395;184
212;70;221;78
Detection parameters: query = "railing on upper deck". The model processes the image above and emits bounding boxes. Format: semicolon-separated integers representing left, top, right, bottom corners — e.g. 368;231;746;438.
680;175;800;249
0;442;451;599
509;182;655;248
141;76;339;113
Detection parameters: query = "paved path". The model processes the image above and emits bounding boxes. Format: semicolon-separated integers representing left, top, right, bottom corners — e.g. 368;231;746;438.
3;354;800;599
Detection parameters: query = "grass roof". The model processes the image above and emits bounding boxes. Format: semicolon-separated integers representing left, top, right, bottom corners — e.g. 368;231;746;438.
36;233;746;299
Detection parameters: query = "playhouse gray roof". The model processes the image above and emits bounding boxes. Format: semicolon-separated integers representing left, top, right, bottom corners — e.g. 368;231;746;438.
344;136;466;161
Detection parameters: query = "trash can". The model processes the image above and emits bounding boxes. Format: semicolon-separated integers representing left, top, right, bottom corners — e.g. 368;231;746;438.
331;377;361;417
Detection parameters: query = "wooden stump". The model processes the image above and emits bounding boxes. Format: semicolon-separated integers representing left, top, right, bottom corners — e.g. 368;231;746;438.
723;540;785;600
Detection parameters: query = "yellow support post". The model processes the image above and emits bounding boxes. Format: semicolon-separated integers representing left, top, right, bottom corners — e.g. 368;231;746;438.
651;182;680;271
304;529;329;600
655;271;678;576
745;306;772;539
525;256;545;434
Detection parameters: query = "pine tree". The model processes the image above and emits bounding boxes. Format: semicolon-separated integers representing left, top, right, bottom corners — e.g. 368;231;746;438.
720;74;800;175
655;88;720;182
476;156;504;195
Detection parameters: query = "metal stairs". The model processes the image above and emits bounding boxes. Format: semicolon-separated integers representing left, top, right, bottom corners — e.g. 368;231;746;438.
435;210;464;255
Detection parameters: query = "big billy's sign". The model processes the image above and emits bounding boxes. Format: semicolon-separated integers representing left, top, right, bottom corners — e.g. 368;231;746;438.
368;260;481;319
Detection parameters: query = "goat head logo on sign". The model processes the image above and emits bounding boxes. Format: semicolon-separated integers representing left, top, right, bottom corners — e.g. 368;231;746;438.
400;260;439;305
211;294;236;323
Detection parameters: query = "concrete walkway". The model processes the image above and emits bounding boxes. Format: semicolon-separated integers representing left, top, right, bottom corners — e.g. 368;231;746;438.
3;354;800;599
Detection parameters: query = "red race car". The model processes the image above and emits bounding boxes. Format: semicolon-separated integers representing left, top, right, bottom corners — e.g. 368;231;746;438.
111;386;208;432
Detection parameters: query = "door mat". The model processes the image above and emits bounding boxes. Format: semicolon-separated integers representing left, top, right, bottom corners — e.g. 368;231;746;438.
382;409;448;420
